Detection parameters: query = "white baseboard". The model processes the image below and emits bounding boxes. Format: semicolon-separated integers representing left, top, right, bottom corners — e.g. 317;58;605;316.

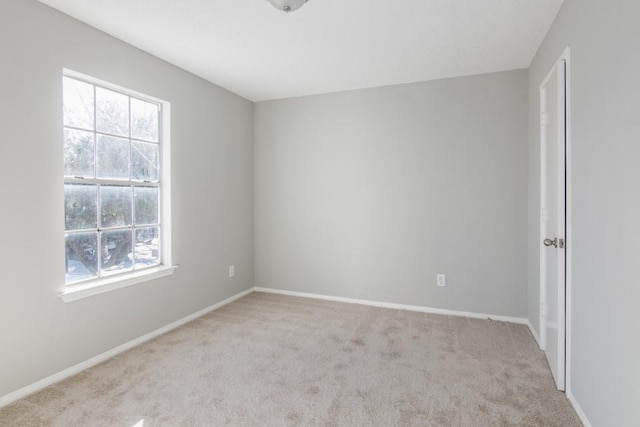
567;390;592;427
253;287;528;325
527;319;542;349
0;287;253;409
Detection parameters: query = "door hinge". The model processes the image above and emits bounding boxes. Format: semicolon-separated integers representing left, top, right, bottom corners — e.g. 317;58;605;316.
541;302;548;318
541;111;549;126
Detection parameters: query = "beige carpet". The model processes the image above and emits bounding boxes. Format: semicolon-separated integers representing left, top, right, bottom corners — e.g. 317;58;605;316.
0;292;582;426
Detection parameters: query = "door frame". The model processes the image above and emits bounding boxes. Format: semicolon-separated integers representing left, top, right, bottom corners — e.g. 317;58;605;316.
539;47;572;392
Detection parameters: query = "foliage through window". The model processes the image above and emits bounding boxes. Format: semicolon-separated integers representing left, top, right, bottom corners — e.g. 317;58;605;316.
63;75;162;285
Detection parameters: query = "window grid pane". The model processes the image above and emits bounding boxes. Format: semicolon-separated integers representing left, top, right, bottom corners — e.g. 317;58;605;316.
65;231;98;283
64;184;98;231
100;185;133;228
96;87;130;137
132;141;159;182
131;97;159;142
100;229;133;275
64;129;95;178
97;135;130;180
135;227;160;269
63;77;95;131
63;75;162;285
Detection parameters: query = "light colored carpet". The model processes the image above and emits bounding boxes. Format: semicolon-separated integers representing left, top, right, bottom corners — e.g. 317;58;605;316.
0;292;582;426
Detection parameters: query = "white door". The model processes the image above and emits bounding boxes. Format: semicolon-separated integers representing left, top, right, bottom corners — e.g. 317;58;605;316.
540;59;566;391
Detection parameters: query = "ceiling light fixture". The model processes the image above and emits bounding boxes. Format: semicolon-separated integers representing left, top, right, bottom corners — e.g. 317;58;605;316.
267;0;309;13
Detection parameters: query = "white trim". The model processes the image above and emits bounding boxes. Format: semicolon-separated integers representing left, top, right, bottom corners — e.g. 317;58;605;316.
527;319;542;348
539;47;570;391
563;46;574;400
160;101;172;273
62;68;173;297
254;287;528;325
63;68;168;105
567;391;593;427
0;287;253;408
59;265;178;302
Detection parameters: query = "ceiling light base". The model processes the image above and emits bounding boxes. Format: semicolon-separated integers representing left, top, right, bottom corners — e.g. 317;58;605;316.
267;0;309;13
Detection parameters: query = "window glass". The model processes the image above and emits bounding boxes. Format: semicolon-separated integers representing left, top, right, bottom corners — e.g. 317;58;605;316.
134;187;159;225
96;87;129;137
131;98;159;142
64;129;95;178
97;135;130;180
63;75;163;285
100;229;133;274
100;186;133;228
65;232;98;283
135;227;160;268
63;77;94;130
132;141;159;182
64;184;97;231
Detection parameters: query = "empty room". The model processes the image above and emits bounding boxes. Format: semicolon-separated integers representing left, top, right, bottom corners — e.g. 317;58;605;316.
0;0;637;426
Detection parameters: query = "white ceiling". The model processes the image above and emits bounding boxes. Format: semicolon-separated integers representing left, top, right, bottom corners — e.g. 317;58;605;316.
38;0;564;102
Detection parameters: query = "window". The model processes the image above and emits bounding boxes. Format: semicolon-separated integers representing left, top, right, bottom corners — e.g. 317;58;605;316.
62;72;170;292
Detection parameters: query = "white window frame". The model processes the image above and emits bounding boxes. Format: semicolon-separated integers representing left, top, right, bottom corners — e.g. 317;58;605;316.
59;69;175;302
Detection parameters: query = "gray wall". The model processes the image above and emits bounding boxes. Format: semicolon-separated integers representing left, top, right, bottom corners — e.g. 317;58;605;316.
9;2;636;424
0;0;254;398
527;1;640;425
255;70;528;318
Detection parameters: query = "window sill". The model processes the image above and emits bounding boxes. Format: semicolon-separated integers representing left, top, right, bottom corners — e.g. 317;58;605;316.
59;265;178;303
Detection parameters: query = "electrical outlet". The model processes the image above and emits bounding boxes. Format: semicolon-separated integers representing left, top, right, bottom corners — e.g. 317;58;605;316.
229;265;235;278
437;274;446;287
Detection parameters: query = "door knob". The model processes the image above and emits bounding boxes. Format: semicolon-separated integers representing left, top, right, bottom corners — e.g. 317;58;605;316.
543;238;565;248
